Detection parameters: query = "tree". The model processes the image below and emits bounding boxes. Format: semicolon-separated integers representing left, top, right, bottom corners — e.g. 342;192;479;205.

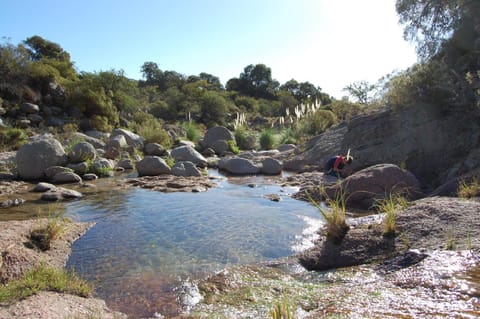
23;35;70;62
141;61;163;85
233;64;279;99
396;0;480;59
343;80;376;105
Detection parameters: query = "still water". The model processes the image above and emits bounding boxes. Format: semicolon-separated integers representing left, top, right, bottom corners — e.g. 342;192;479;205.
66;171;322;317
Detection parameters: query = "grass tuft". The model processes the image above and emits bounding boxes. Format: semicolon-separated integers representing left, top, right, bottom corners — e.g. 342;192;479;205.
270;298;296;319
0;264;92;304
308;187;349;244
458;177;480;199
375;193;409;236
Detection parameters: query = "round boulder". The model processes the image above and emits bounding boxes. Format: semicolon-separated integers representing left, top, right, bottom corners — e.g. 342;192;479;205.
261;157;283;175
171;145;207;167
204;126;235;148
16;138;67;180
68;141;96;163
136;156;171;176
218;157;260;175
172;161;202;177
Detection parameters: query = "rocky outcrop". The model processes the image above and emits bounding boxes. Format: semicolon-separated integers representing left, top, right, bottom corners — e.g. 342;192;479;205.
285;107;480;187
111;128;144;149
16;138;67;180
298;196;480;271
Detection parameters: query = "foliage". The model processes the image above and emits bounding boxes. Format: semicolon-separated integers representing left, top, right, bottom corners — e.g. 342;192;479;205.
199;91;230;126
375;193;409;236
327;99;363;122
227;64;279;100
396;0;480;59
308;187;349;243
259;128;276;150
270;298;296;319
24;35;71;62
234;126;249;149
0;127;28;150
131;117;172;148
0;264;92;304
30;208;69;251
457;177;480;198
182;121;201;144
302;109;337;135
227;139;240;154
343;80;377;105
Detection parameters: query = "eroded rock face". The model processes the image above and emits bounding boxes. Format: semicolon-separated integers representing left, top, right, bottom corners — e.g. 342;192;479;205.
16;138;67;180
285;107;480;186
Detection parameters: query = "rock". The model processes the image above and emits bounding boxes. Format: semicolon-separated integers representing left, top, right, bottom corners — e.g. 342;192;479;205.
16;138;67;180
68;141;96;163
67;162;89;175
41;187;83;201
111;128;144;149
52;172;82;184
324;164;422;210
176;140;196;148
82;173;98;181
172;161;202;177
27;113;43;125
20;102;40;114
44;166;74;180
171;145;207;167
0;198;26;208
45;116;65;127
204;126;235;147
117;158;134;170
17;119;30;128
261;157;282;175
136;156;171;176
70;132;106;149
211;140;230;155
278;144;297;152
218;157;261;175
85;130;109;140
105;135;127;159
32;182;57;192
202;148;216;157
90;158;115;175
285;108;480;187
144;143;165;156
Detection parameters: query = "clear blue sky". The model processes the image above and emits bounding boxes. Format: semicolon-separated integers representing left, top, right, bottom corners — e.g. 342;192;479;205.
1;0;417;98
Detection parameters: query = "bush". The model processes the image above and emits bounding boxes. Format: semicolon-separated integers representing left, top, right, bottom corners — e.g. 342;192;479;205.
0;127;28;150
132;118;172;148
182;121;201;144
259;128;275;150
304;109;337;135
234;126;248;149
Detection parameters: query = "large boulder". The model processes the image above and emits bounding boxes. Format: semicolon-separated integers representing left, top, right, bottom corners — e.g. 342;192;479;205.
16;138;67;180
171;145;207;167
70;132;106;149
204;126;235;146
261;157;283;175
105;135;127;159
218;157;261;175
324;164;422;210
172;161;202;177
144;143;166;156
20;102;40;114
136;156;171;176
68;141;96;163
111;128;144;149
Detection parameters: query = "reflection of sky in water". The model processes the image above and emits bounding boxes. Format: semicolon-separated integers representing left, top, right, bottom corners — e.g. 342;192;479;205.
66;172;322;297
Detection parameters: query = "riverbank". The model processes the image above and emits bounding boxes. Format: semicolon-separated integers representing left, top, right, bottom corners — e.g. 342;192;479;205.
0;218;127;319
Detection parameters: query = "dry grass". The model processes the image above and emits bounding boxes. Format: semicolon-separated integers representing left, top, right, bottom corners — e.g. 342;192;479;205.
458;177;480;199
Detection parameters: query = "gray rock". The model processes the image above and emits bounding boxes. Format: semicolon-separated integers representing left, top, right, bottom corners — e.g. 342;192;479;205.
136;156;171;176
41;187;83;201
111;128;144;148
20;102;40;114
211;140;230;155
45;116;65;127
68;141;96;163
105;135;127;159
71;132;106;149
52;172;82;184
32;182;57;192
172;161;202;177
82;173;98;181
218;157;261;175
16;139;67;180
17;119;30;128
45;166;74;180
85;130;109;140
204;126;234;147
91;158;115;176
27;114;43;125
278;144;297;152
0;198;26;208
261;157;283;175
144;143;165;156
171;145;207;167
67;162;89;175
117;158;134;170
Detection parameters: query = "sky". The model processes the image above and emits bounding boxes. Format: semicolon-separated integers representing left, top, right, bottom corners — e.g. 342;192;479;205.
0;0;418;98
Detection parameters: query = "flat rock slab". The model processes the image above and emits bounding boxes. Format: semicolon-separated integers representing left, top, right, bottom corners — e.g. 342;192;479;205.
125;175;217;193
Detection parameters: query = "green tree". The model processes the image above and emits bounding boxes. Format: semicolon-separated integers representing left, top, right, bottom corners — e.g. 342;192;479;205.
24;35;71;62
396;0;480;59
343;80;376;105
229;64;279;99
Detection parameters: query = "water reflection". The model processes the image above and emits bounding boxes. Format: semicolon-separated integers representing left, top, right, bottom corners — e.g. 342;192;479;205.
66;170;321;317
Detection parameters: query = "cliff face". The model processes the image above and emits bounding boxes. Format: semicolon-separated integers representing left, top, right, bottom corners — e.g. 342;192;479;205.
285;105;480;187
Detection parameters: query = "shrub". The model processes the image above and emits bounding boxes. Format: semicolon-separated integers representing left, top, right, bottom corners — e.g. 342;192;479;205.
234;126;248;149
304;109;337;135
0;127;28;150
375;193;408;236
182;121;201;144
30;209;68;251
133;118;172;148
259;129;275;150
227;139;240;154
458;178;480;198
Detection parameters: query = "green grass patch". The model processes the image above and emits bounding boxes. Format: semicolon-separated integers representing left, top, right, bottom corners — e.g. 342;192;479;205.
0;264;92;304
458;177;480;198
374;193;409;236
